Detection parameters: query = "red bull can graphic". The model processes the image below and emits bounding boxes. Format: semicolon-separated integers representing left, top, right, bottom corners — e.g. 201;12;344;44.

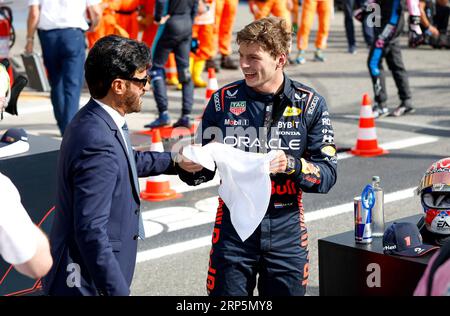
354;185;375;244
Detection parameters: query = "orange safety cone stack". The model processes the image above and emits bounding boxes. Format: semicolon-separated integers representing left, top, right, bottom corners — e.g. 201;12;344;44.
350;94;388;157
205;67;218;101
140;129;182;202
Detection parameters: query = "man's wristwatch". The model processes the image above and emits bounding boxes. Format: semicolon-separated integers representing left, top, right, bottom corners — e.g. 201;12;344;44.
285;154;297;175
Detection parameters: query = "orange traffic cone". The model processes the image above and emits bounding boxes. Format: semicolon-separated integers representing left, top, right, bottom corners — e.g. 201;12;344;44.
140;129;182;202
350;94;388;157
205;67;218;101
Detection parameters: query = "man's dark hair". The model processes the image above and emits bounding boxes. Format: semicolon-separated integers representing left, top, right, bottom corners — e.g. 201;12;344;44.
85;35;151;99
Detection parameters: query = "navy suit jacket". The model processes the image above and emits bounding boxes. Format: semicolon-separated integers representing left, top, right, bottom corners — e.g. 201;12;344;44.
43;99;177;296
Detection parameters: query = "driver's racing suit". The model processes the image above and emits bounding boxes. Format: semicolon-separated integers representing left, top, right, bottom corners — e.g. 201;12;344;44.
177;74;337;296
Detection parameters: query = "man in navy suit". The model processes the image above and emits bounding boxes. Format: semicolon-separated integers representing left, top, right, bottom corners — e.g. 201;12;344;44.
42;35;202;296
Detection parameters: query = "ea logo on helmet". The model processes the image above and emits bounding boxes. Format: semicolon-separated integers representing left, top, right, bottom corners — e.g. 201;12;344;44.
435;215;450;231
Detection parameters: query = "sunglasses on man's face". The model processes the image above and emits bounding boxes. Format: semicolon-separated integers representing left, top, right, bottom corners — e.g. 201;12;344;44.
119;75;150;86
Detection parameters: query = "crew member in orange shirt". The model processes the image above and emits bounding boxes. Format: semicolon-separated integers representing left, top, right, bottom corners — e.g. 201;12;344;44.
115;0;140;39
191;0;216;87
248;0;292;26
139;0;157;46
86;0;128;49
248;0;294;64
212;0;239;70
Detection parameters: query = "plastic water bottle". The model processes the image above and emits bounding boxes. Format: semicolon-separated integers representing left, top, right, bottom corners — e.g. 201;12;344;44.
371;176;385;237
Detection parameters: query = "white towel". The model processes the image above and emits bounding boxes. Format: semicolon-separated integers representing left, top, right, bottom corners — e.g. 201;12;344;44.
183;143;277;241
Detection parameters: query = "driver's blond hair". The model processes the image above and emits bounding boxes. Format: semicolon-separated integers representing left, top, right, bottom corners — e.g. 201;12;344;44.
236;17;291;59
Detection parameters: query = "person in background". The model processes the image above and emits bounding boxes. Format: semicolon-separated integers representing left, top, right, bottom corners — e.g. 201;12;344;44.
115;0;140;39
143;0;199;129
0;172;53;279
249;0;296;64
86;0;129;49
25;0;101;136
414;239;450;296
295;0;331;64
42;35;202;296
343;0;374;54
190;0;216;88
207;0;239;71
368;0;423;118
139;0;158;46
419;0;450;48
138;0;179;87
0;74;52;280
248;0;292;26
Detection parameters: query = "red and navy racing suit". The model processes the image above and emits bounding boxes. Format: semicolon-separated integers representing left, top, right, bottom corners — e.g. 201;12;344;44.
178;75;337;296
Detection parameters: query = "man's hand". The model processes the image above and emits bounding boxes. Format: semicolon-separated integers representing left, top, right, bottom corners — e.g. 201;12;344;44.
25;5;39;55
155;14;171;25
25;39;34;55
354;0;375;23
269;150;287;174
425;25;439;37
177;153;204;173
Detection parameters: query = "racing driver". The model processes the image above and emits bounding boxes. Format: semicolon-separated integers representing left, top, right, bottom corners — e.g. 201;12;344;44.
177;17;337;296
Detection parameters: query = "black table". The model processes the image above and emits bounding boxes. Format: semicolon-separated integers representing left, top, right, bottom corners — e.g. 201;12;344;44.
0;134;60;296
318;214;437;296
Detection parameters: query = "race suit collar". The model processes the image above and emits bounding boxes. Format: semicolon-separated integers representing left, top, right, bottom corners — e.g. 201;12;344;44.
244;73;293;102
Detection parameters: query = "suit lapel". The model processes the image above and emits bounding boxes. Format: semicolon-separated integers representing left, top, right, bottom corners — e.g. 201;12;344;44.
89;100;141;203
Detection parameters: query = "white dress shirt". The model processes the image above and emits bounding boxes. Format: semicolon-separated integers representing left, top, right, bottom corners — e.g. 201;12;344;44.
93;99;129;152
28;0;101;31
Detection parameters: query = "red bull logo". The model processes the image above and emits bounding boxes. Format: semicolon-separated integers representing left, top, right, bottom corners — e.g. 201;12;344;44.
271;179;297;195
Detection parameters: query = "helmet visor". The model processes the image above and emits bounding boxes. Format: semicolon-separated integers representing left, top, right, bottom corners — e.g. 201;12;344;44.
418;171;450;193
422;192;450;209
